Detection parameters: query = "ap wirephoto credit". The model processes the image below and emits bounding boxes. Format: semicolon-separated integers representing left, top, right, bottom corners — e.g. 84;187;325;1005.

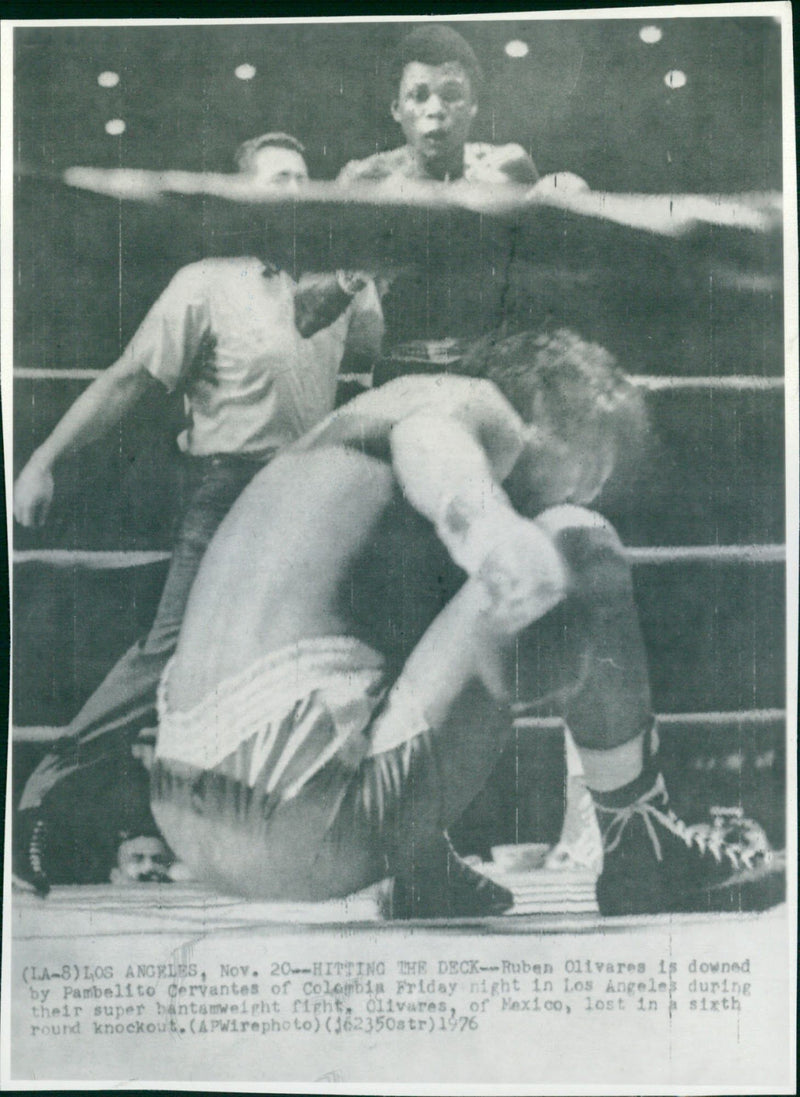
1;7;796;1092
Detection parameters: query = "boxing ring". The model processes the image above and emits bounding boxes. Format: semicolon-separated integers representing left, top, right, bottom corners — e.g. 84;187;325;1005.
10;177;789;916
5;96;793;1094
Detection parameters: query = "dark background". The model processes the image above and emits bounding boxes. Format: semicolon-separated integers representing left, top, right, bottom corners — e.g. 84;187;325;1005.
11;17;787;856
14;18;784;366
14;19;782;186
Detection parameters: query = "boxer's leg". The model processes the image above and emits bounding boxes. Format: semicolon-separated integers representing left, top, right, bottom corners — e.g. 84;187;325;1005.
197;449;562;914
537;505;784;915
536;506;653;761
356;504;647;913
358;564;571;917
379;502;782;917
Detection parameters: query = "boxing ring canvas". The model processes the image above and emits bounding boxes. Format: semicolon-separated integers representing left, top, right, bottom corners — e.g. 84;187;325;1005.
1;7;797;1092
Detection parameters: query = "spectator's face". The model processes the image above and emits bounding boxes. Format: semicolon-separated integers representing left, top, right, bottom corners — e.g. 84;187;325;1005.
392;61;477;165
111;836;173;885
249;146;309;192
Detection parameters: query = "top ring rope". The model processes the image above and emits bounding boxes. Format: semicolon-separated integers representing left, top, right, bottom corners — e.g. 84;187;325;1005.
12;544;786;569
12;369;786;392
59;167;782;237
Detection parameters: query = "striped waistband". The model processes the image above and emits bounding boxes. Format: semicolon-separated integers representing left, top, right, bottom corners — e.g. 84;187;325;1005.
156;637;386;777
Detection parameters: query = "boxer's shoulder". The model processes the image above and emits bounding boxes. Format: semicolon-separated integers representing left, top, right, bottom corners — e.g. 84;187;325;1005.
338;146;412;184
339;143;537;185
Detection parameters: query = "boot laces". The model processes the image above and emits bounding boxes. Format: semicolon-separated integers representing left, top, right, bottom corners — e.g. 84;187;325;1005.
596;774;770;871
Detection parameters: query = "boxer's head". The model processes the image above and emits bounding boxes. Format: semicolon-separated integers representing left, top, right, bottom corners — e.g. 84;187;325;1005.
234;132;309;190
390;26;481;176
460;329;646;514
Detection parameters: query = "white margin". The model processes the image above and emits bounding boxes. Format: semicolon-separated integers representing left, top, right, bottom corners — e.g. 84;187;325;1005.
0;6;796;1093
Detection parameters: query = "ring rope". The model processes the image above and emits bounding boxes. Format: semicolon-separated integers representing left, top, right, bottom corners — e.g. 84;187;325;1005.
513;708;785;728
631;375;784;392
12;368;786;391
12;543;786;569
12;708;787;743
626;544;785;564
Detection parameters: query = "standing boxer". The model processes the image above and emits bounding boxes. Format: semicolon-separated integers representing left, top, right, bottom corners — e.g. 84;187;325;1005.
338;24;538;186
337;27;597;867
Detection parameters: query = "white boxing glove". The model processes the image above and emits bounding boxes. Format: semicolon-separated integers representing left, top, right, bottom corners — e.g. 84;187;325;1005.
436;494;569;633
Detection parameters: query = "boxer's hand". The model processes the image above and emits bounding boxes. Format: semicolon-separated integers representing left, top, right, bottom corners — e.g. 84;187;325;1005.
14;461;55;527
475;517;568;634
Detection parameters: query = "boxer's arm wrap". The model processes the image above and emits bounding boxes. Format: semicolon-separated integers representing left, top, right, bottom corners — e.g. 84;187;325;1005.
390;412;519;570
391;411;569;627
437;493;569;620
434;490;518;575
